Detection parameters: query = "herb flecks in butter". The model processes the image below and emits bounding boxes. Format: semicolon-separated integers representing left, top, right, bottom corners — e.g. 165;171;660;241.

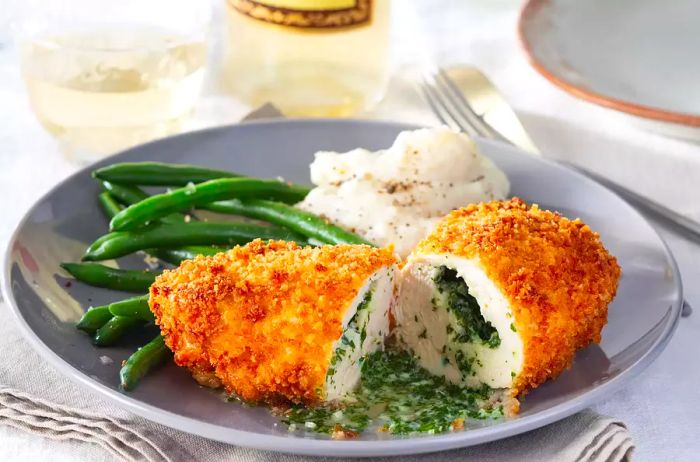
282;350;504;436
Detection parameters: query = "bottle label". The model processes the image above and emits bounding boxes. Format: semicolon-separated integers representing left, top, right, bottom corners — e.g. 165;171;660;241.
229;0;372;28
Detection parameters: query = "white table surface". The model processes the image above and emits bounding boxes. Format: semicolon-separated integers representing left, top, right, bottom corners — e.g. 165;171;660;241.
1;1;699;460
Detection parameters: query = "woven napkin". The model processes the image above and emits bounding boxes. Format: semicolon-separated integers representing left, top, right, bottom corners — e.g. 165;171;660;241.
0;106;634;462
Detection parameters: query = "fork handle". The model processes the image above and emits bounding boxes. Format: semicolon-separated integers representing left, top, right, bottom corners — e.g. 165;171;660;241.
557;161;700;240
491;130;700;241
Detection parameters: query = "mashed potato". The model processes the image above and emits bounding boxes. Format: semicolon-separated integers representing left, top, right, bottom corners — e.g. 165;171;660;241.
296;127;509;257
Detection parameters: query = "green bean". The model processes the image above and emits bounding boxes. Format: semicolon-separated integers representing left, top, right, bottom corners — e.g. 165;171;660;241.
94;192;127;251
95;192;125;242
148;246;224;265
94;162;242;186
110;178;311;231
120;335;171;391
101;182;187;225
108;294;153;322
101;181;148;205
61;263;159;292
204;199;371;245
76;306;113;334
83;221;306;261
93;189;212;264
93;316;140;346
98;192;122;219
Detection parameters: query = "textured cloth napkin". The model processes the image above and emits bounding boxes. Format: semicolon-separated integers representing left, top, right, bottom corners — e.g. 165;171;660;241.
0;104;634;461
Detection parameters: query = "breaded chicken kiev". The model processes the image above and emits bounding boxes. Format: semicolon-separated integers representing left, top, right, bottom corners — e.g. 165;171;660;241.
394;198;621;396
149;239;398;404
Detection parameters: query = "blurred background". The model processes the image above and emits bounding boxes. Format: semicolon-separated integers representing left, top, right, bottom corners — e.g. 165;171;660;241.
3;0;697;152
0;0;698;240
3;0;532;159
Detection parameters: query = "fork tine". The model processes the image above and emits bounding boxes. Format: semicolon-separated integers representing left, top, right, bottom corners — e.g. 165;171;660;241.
434;69;492;137
420;77;464;133
435;69;512;144
423;70;482;138
423;72;479;136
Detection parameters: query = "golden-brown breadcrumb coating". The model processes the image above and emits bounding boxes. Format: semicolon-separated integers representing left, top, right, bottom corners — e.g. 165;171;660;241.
415;197;621;395
149;239;397;404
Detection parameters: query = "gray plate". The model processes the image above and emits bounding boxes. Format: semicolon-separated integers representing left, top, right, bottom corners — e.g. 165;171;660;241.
1;120;682;457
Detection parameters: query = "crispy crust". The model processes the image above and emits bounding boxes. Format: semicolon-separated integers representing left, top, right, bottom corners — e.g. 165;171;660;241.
414;198;621;395
149;239;396;404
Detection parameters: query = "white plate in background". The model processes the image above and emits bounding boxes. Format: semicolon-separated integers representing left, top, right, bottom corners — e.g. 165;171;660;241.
519;0;700;140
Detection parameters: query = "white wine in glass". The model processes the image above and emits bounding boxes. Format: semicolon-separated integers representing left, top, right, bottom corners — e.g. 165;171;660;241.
17;1;210;162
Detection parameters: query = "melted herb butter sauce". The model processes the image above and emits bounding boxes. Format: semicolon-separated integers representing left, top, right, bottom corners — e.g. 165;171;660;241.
281;350;505;436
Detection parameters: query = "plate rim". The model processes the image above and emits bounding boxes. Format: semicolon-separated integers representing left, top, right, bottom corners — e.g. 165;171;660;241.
1;119;684;457
518;0;700;127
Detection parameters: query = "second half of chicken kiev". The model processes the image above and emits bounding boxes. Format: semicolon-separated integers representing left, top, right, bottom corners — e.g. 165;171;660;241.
394;198;621;396
149;239;398;405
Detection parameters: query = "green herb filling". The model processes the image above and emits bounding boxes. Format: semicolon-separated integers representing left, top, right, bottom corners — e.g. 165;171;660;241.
433;266;500;349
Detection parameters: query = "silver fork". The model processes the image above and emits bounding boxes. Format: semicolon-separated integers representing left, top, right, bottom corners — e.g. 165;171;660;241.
421;67;693;318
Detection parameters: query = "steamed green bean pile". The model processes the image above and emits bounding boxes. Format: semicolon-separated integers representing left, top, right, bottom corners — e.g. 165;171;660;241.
64;161;368;391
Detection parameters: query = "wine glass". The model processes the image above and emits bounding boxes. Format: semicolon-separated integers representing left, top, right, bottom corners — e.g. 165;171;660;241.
15;0;211;163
